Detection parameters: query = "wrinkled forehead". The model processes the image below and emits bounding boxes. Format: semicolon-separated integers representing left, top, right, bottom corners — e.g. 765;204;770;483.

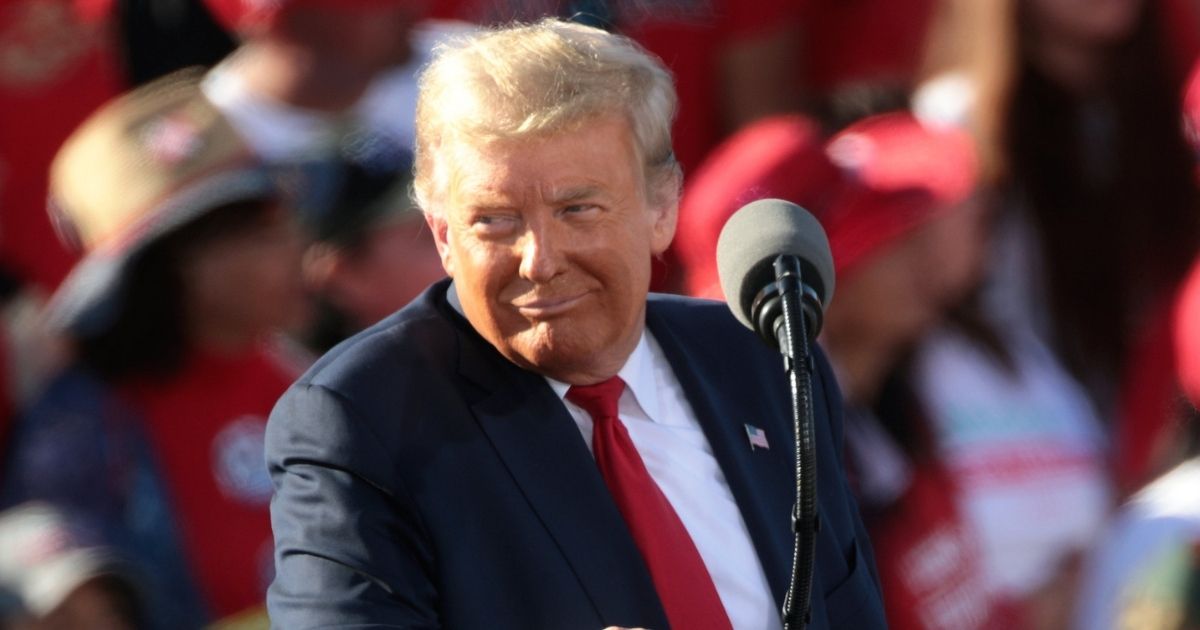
434;114;646;204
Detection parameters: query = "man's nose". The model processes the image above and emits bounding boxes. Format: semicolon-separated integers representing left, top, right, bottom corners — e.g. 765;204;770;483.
518;223;567;283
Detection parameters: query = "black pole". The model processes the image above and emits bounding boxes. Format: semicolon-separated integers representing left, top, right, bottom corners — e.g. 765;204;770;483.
774;255;819;630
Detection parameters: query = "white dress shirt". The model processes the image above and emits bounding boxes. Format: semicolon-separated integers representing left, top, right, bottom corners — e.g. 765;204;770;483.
546;331;783;630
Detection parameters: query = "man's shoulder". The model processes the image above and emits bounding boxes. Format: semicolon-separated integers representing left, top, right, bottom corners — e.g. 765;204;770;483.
646;292;746;333
646;293;776;363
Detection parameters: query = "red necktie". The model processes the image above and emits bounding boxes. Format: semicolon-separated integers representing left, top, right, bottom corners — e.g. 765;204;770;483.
567;377;734;630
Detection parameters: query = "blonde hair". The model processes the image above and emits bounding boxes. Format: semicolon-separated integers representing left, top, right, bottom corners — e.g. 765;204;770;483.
413;18;680;213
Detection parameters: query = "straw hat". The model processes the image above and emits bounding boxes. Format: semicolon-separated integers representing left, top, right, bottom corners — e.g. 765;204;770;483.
46;69;276;336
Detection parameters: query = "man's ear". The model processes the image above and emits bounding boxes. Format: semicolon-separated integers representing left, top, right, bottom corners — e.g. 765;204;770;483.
425;210;455;277
648;196;679;257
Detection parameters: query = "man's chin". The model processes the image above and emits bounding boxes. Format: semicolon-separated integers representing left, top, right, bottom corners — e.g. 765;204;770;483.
501;329;617;383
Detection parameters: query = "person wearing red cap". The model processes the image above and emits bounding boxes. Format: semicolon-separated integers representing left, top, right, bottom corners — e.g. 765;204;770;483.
804;113;1006;630
678;111;1038;628
819;111;1110;627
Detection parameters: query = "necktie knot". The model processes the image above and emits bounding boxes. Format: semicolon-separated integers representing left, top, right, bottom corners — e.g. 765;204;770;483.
566;376;625;421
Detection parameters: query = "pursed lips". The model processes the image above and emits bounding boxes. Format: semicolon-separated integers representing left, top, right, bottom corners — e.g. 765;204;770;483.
511;292;589;319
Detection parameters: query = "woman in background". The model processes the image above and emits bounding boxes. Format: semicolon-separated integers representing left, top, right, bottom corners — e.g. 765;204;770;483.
922;0;1200;491
0;72;307;628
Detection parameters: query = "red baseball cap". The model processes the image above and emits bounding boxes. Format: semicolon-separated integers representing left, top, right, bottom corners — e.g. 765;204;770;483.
675;114;833;298
675;111;977;298
819;111;978;277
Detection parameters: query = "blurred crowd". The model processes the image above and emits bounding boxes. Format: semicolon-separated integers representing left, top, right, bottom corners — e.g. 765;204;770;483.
1;0;1200;628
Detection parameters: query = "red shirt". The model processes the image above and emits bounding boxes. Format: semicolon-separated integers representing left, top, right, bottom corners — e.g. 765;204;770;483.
122;345;302;618
868;463;1017;630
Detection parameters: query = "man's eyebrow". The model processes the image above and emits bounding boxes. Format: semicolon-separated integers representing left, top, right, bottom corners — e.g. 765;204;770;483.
547;185;604;204
458;190;515;211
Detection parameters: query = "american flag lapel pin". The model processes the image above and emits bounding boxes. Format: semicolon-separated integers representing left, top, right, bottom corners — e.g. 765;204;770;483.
745;424;769;450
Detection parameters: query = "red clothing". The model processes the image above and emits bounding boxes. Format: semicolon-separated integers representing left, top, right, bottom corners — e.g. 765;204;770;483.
121;345;301;618
0;0;124;290
868;463;1015;630
1115;291;1181;494
798;0;938;93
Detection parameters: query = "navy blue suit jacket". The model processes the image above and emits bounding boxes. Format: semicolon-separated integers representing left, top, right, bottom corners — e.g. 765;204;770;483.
266;280;887;629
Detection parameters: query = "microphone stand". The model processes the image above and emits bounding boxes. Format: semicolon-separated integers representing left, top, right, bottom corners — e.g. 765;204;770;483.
752;255;820;630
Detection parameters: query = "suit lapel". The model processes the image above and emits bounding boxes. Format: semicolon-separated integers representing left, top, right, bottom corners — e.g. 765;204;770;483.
447;302;669;629
646;299;796;604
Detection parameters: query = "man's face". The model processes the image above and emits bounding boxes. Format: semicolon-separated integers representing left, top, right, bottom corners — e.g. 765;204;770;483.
427;115;677;384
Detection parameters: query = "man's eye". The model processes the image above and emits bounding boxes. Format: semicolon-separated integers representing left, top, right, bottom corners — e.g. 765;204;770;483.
471;214;518;235
562;204;599;216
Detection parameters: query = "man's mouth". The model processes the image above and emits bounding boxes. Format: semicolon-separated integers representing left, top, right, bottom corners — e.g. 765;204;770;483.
512;293;588;318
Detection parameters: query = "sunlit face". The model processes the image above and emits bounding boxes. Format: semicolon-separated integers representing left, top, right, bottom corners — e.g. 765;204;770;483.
426;115;677;384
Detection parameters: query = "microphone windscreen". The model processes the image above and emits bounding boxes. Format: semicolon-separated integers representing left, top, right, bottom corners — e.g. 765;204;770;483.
716;198;835;331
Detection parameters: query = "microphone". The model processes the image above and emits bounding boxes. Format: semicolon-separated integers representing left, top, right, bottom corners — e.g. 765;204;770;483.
716;198;835;349
715;198;834;630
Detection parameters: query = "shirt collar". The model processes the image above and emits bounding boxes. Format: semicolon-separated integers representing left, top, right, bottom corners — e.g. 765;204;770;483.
545;329;662;424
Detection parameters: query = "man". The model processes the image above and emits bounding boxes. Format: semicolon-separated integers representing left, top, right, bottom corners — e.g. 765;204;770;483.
266;19;886;629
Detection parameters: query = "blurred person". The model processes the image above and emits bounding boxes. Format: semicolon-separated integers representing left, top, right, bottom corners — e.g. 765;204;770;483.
266;19;886;629
298;163;445;353
920;0;1200;491
0;72;306;628
673;114;830;301
1073;256;1200;630
200;2;454;348
0;502;142;630
0;271;66;489
898;73;1116;628
0;0;240;296
201;0;431;159
676;110;1007;629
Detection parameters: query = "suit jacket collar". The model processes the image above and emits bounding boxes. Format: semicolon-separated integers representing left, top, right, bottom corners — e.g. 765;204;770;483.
433;281;669;628
431;281;790;621
645;298;794;606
